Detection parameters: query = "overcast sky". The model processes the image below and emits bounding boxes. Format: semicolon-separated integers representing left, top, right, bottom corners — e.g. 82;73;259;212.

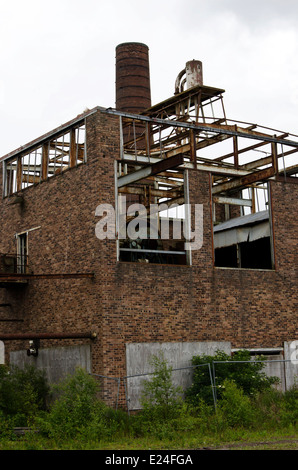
1;0;298;156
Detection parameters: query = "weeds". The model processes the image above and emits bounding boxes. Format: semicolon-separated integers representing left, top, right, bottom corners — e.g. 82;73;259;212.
0;357;297;450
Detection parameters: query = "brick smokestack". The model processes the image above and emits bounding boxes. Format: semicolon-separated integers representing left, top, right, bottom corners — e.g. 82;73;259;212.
115;42;151;113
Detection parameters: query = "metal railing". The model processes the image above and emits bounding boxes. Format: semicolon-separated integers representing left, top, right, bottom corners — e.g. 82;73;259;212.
0;253;29;274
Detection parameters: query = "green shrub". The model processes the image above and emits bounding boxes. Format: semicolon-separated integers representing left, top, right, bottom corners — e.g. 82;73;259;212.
0;410;18;440
186;349;279;406
216;379;255;428
37;367;128;441
0;364;50;426
37;367;103;439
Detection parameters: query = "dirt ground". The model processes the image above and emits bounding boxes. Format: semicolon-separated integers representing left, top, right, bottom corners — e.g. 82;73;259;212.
203;438;298;450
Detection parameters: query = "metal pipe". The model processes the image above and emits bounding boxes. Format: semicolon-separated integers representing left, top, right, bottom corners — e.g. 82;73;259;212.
0;332;97;340
0;272;94;280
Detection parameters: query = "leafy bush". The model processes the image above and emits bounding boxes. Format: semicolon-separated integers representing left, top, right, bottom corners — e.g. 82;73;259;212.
216;379;255;428
37;367;102;439
0;411;19;440
0;364;50;426
186;349;279;406
37;367;128;441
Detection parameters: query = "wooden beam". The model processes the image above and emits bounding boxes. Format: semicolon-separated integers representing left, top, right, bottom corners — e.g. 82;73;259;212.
69;128;76;168
21;174;42;184
212;166;276;194
42;143;49;180
16;158;22;192
189;129;197;168
271;141;278;175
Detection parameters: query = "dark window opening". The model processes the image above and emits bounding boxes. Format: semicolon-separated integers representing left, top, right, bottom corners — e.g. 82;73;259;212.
215;236;273;270
215;244;238;268
119;238;187;265
240;237;272;269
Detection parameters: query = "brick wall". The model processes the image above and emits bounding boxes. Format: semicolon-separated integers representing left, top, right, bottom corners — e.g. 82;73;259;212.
0;109;297;381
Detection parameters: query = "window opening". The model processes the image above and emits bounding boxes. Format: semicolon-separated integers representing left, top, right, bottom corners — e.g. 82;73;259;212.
213;183;274;270
16;232;28;274
117;184;188;266
3;122;86;198
5;158;18;197
116;161;189;265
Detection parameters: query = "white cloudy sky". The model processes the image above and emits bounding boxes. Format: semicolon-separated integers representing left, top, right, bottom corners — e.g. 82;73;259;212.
1;0;298;156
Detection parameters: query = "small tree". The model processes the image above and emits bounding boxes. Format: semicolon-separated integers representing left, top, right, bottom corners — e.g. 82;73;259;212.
141;354;183;420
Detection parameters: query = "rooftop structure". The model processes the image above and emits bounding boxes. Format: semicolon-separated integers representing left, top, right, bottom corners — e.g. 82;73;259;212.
0;43;297;408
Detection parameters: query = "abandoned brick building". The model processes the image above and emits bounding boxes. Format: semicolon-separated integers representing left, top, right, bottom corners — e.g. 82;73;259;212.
0;42;297;407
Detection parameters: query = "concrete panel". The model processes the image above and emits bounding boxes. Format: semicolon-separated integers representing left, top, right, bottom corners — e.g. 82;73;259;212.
284;341;298;389
0;341;4;364
262;354;286;392
10;344;91;384
126;341;231;410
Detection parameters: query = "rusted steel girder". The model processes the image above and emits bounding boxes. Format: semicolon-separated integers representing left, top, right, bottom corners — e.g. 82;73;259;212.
118;154;184;188
104;108;298;149
212;167;276;194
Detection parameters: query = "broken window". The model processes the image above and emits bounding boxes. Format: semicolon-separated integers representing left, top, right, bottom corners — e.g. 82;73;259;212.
213;183;274;270
117;182;188;266
215;236;272;269
3;122;86;198
115;112;194;266
5;157;18;197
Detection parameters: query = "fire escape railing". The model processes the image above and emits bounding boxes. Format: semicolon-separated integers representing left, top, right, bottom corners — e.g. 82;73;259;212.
0;253;29;275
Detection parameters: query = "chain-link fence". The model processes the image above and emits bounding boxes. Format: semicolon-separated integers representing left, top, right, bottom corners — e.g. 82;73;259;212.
91;374;121;409
91;358;298;413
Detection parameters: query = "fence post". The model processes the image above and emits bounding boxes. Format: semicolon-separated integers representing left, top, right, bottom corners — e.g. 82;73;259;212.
207;363;217;410
212;361;218;408
123;377;130;416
